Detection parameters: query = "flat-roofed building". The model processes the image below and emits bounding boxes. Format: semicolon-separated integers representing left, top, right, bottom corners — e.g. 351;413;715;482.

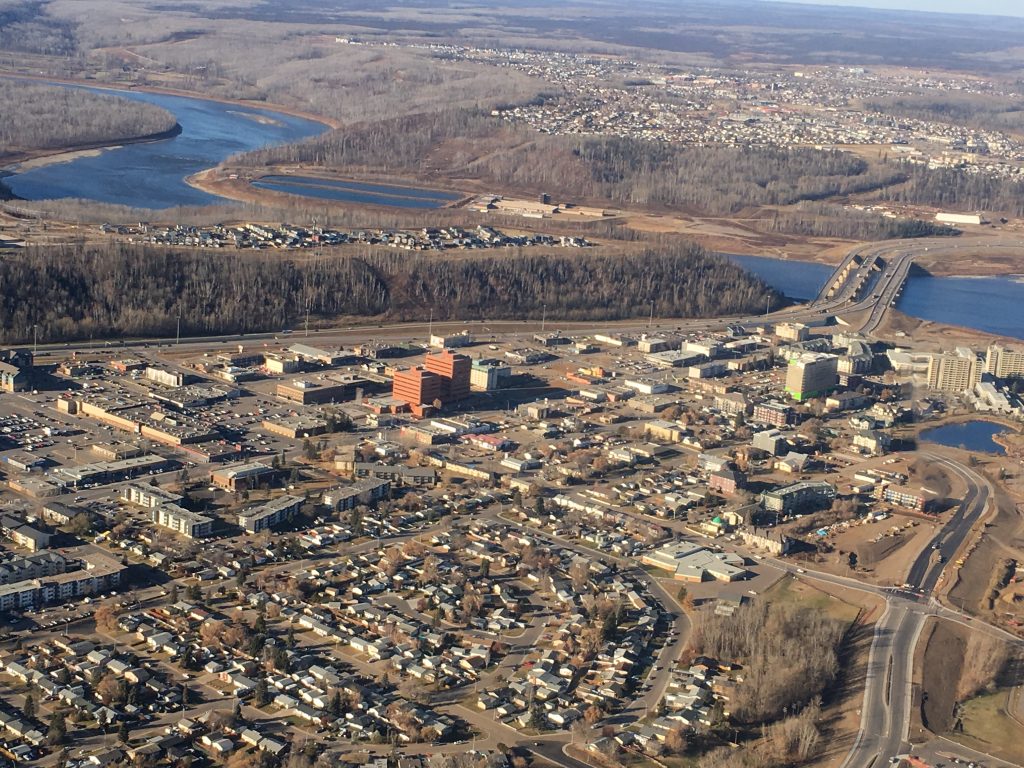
277;375;367;405
392;367;443;417
762;481;835;516
211;462;275;492
785;353;838;401
470;359;511;392
152;504;214;538
238;495;303;534
324;479;391;511
926;348;981;393
122;483;185;509
985;344;1024;379
752;401;792;428
424;350;471;402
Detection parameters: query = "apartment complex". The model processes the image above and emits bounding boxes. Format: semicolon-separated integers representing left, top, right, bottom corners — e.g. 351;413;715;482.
237;495;304;534
751;401;793;428
926;348;981;392
0;551;125;612
784;353;838;402
985;344;1024;379
762;481;835;516
151;503;214;539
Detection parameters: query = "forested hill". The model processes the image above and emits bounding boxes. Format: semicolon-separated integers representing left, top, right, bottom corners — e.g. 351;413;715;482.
0;79;178;162
0;242;780;344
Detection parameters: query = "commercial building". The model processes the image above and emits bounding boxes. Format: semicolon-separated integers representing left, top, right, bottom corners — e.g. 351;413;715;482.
470;359;511;392
151;504;214;539
237;495;304;534
424;350;471;402
211;462;276;492
289;344;352;366
985;344;1024;379
0;362;27;393
276;374;368;405
429;332;473;349
58;454;174;487
926;348;981;393
145;367;185;388
785;353;838;401
392;368;443;417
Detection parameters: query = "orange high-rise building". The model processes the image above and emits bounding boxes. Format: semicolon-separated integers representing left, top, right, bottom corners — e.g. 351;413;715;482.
424;350;471;402
392;367;443;417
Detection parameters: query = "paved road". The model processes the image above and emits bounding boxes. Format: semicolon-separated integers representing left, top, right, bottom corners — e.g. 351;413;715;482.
840;453;995;768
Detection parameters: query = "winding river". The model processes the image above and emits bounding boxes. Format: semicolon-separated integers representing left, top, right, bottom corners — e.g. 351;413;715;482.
3;83;1022;338
2;83;327;208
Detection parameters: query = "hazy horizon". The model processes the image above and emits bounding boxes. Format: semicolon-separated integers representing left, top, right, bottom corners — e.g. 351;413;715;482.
762;0;1024;18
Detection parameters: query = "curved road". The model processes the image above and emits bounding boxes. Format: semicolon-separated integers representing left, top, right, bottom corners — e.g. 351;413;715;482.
840;453;997;768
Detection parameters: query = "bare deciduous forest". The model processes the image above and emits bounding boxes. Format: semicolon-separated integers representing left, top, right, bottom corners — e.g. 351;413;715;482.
0;241;778;344
0;79;177;161
692;601;845;724
237;109;904;216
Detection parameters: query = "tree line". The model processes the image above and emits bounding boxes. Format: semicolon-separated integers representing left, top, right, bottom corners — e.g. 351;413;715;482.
0;240;779;344
0;79;178;162
235;108;905;217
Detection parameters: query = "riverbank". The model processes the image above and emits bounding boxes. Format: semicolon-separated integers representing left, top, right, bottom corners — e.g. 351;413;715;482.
0;122;183;175
0;71;341;132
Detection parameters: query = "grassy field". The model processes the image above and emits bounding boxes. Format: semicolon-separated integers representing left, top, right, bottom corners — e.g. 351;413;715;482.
950;689;1024;765
762;575;862;624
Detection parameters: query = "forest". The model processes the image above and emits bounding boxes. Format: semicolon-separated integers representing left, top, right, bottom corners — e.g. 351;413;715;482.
0;241;779;344
237;108;905;217
0;79;178;162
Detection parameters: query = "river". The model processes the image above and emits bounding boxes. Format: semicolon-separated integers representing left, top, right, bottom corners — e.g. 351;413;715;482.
3;84;1022;337
726;254;1024;339
2;84;327;208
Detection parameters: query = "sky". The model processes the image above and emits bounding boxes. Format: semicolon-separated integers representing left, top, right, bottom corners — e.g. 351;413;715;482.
764;0;1024;17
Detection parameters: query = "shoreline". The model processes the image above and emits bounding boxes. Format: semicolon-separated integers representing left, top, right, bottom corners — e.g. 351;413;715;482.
1;123;183;175
0;71;341;132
